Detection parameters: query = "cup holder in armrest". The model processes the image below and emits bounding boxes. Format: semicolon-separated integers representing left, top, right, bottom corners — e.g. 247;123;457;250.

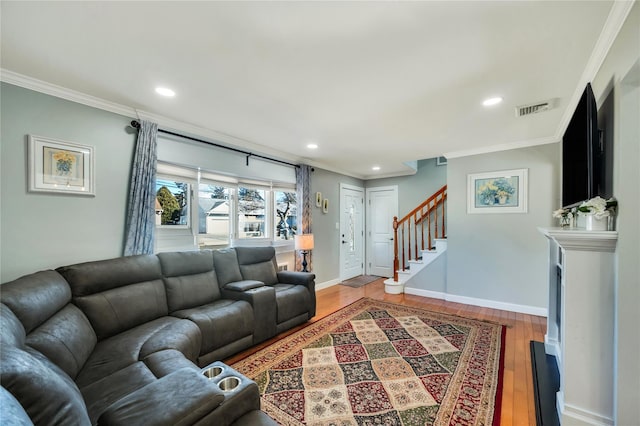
202;366;224;379
218;376;241;392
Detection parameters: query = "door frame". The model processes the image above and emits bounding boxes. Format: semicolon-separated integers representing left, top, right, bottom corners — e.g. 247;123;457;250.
339;183;365;281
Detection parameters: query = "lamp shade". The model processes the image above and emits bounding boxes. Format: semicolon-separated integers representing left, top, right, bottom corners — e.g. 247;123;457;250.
294;234;314;251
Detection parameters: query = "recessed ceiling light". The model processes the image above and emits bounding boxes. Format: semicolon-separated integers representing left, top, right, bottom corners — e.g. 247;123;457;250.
483;97;503;106
155;87;176;97
306;143;318;149
372;166;381;171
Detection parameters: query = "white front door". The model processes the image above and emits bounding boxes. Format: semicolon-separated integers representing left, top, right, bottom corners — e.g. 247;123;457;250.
340;184;364;281
366;186;398;277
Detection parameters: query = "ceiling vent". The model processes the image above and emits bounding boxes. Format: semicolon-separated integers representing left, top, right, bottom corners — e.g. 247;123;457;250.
515;99;555;117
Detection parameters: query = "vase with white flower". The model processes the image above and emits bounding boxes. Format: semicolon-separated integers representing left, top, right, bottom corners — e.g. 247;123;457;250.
576;196;617;231
552;207;575;228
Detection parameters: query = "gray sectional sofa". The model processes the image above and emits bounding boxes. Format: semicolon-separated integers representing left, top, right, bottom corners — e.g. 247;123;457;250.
0;246;316;425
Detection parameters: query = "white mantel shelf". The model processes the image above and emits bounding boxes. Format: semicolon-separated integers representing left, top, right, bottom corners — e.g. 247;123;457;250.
538;226;618;426
538;227;618;252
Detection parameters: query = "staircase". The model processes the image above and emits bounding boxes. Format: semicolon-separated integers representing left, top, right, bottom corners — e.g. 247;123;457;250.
384;185;447;294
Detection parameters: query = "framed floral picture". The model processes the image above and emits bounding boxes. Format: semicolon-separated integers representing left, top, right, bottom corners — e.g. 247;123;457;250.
29;135;95;196
467;168;527;214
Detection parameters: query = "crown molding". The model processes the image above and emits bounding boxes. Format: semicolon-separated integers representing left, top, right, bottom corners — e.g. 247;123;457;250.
0;69;137;118
444;135;559;159
444;1;634;161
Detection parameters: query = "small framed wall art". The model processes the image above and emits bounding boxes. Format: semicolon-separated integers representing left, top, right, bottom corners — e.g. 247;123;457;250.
315;192;323;208
322;198;329;214
467;168;528;214
29;135;95;196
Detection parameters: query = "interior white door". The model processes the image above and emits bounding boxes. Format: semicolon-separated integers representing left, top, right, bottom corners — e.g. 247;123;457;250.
366;186;398;277
340;184;364;281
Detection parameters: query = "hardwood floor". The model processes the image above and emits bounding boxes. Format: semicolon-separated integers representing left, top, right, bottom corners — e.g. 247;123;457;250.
226;279;546;426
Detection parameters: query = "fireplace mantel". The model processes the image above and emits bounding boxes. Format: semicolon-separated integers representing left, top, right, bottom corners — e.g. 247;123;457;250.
539;227;618;252
539;227;618;426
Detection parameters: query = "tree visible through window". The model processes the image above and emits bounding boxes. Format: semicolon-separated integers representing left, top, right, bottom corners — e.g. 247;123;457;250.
275;190;297;240
155;179;189;226
238;187;265;238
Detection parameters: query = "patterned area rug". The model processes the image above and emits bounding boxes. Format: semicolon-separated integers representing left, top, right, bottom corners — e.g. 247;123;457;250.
232;298;506;426
339;275;381;288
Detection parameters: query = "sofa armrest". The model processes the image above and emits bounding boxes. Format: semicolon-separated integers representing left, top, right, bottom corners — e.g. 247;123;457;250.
277;271;316;318
220;286;277;343
97;368;225;426
277;271;315;289
195;362;262;426
224;280;264;292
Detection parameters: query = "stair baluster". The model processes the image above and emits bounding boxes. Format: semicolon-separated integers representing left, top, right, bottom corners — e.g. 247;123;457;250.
391;185;447;282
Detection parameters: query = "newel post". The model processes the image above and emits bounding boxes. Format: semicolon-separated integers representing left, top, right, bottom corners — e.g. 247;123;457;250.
393;216;399;282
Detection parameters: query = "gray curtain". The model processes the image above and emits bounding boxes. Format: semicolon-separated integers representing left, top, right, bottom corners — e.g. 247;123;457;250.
124;120;158;256
296;164;312;271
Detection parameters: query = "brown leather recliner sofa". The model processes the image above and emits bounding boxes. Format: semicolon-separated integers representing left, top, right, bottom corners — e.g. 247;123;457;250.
0;247;316;426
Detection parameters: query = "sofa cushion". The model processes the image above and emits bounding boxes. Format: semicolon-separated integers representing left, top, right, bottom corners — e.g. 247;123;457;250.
0;304;26;348
58;255;168;340
25;304;96;380
172;300;254;355
157;251;222;312
58;254;162;296
0;270;71;334
80;362;156;425
212;249;243;287
235;247;279;285
97;368;225;426
1;273;96;380
272;284;311;324
0;386;33;426
0;346;91;426
238;262;278;286
143;349;201;379
74;317;200;389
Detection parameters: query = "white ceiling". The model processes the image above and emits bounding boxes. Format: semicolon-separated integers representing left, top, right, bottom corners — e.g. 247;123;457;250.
1;1;618;179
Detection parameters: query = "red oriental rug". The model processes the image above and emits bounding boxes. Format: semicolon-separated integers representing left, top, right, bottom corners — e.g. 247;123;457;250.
232;298;506;426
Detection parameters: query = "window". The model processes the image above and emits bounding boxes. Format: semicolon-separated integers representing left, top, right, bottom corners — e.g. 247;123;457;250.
154;163;296;250
198;182;233;248
155;178;190;227
274;190;297;240
238;186;266;239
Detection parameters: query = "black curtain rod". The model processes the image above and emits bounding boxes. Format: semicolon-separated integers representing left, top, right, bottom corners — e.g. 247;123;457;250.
130;120;299;169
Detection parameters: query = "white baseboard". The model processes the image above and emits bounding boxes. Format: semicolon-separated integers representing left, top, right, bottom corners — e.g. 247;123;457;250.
559;395;614;426
404;287;547;316
315;278;340;291
404;288;446;300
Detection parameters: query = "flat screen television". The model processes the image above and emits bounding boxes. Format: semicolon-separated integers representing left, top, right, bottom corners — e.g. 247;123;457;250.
561;83;604;207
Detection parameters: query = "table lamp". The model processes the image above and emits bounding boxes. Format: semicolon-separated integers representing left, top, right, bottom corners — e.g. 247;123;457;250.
294;234;314;272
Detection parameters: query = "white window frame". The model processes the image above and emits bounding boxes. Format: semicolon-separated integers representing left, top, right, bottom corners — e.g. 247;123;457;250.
154;162;297;252
197;178;235;248
236;183;271;241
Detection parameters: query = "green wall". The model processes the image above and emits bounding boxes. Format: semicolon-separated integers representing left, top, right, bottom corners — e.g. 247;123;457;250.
446;143;560;311
309;167;363;285
1;83;135;282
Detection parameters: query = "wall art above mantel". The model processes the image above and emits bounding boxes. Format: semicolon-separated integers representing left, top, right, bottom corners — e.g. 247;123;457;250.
467;168;528;214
